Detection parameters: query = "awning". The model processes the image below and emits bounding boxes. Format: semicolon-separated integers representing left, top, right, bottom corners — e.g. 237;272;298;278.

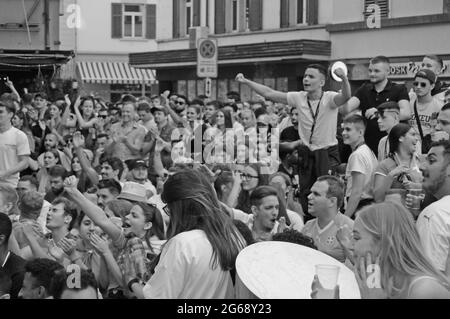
0;49;74;70
76;61;156;85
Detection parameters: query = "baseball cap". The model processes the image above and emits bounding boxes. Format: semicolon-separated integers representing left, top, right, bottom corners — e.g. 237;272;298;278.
117;182;147;203
126;159;148;170
415;69;436;84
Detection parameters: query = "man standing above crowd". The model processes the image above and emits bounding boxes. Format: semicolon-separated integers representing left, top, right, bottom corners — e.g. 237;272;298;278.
0;101;30;187
343;56;411;157
342;114;378;219
236;64;351;219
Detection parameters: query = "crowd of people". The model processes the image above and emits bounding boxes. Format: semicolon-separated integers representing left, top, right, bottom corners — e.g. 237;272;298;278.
0;54;449;299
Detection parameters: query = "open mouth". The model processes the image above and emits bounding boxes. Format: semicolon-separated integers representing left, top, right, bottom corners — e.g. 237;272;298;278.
123;221;131;229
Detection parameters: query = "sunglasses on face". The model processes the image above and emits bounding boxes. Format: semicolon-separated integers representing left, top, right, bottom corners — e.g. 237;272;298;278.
413;82;428;88
241;173;259;180
99;115;108;119
175;101;185;105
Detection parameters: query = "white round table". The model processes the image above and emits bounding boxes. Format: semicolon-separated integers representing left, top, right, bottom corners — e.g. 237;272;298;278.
236;241;361;299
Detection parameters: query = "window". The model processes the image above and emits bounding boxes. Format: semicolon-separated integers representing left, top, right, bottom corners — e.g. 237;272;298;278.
281;0;317;28
123;5;144;38
111;3;156;39
186;0;194;34
232;0;238;31
364;0;389;18
173;0;201;38
296;0;306;25
231;0;250;32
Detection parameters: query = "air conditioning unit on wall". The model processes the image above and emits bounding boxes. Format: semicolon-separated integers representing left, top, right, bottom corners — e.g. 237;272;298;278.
189;26;210;49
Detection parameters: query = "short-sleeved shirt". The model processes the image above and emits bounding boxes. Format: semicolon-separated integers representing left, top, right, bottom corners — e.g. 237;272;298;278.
409;96;442;137
416;195;450;272
0;127;31;187
374;156;422;190
287;91;339;151
345;144;378;200
354;81;410;156
143;230;235;299
302;213;354;263
109;121;146;161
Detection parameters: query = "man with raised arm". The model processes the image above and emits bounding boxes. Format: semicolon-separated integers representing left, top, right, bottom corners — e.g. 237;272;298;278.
236;65;351;220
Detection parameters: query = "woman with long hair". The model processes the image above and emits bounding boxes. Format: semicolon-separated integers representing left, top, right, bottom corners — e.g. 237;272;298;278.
233;163;270;214
73;96;98;149
70;154;94;193
373;123;422;203
143;169;246;299
352;202;449;298
313;202;450;299
35;149;62;193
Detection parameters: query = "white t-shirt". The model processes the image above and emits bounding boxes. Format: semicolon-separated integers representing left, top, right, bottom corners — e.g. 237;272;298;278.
345;144;378;200
416;195;450;272
409;96;442;137
287;91;339;151
0;127;30;187
302;213;354;263
143;230;235;299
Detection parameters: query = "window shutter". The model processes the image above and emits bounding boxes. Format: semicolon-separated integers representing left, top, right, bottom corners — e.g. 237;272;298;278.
193;0;201;26
146;4;156;39
215;0;226;34
173;0;181;38
111;3;122;38
306;0;319;25
364;0;389;18
249;0;262;31
280;0;290;28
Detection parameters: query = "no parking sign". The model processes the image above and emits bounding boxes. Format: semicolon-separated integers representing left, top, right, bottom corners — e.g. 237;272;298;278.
197;38;218;78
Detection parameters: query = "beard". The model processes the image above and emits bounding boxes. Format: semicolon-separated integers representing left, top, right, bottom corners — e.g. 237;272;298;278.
423;170;447;194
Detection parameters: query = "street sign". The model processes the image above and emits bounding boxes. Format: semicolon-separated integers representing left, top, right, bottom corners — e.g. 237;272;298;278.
197;38;218;78
205;78;212;97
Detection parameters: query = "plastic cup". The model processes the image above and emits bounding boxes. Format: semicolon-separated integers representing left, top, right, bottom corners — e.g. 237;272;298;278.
315;265;340;290
406;189;424;217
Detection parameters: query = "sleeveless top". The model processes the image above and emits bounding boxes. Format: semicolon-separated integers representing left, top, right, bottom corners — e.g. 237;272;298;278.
407;276;440;298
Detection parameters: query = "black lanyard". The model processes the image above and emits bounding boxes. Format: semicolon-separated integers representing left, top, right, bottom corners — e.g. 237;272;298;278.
307;93;324;145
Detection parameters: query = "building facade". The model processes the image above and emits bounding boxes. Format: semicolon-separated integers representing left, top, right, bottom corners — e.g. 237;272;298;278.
0;0;73;94
58;0;157;101
129;0;450;101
